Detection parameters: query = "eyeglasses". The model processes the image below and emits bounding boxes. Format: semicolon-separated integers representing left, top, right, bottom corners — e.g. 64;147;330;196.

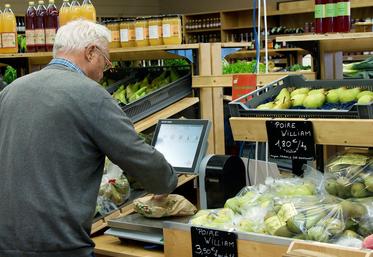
95;46;112;72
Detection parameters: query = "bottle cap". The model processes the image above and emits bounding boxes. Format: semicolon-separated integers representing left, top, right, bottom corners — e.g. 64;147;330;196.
4;4;10;8
38;0;44;4
49;0;54;3
29;1;35;5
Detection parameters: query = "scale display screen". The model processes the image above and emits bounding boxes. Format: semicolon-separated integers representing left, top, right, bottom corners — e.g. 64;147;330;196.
151;119;210;174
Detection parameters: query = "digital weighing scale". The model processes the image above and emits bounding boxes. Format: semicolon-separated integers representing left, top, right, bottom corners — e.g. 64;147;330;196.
105;119;247;245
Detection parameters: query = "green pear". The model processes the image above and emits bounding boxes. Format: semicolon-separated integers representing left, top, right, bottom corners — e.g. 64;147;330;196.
291;94;307;107
274;226;294;238
364;175;373;192
357;90;373;99
343;229;363;240
287;213;305;234
351;182;370;198
324;218;344;236
273;98;291;109
275;88;291;102
303;93;326;109
340;88;360;103
357;95;373;104
305;208;326;229
307;226;329;242
349;203;367;218
257;101;275;109
326;89;339;104
291;88;310;97
325;179;338;196
336;177;352;199
308;88;326;95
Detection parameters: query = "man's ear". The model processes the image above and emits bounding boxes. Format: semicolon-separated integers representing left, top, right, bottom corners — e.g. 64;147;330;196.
85;45;96;62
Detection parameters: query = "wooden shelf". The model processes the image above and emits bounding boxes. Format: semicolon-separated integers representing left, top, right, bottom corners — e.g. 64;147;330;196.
134;97;199;133
222;26;252;30
230;117;373;147
221;42;254;48
185;28;221;33
343;54;372;62
226;48;307;59
276;32;373;52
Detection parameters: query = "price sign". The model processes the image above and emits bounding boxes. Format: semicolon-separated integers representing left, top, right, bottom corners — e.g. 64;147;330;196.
266;120;315;161
191;227;237;257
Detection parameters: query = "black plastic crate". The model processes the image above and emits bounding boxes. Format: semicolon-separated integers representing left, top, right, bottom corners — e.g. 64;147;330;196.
229;75;373;119
121;72;192;123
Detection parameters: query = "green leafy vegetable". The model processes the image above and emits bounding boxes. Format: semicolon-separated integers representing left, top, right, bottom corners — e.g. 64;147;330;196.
3;66;17;84
223;60;265;74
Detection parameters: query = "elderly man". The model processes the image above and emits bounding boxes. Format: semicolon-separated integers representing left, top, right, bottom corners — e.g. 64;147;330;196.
0;20;177;257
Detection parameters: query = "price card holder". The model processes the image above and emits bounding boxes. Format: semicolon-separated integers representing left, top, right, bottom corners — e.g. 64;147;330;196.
265;120;316;161
191;227;238;257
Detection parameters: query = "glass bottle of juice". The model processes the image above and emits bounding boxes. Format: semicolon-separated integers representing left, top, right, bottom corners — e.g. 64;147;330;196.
45;0;58;52
314;0;324;33
35;0;47;52
1;4;18;54
26;1;37;52
323;0;336;33
81;0;96;22
70;0;81;21
59;0;70;27
335;0;350;32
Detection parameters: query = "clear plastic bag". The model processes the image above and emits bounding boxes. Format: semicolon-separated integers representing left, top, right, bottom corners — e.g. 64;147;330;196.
190;208;236;230
324;150;373;199
96;159;131;214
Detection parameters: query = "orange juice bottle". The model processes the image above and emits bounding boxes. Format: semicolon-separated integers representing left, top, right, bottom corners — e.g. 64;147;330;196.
81;0;96;22
59;0;70;26
69;0;81;21
1;4;18;54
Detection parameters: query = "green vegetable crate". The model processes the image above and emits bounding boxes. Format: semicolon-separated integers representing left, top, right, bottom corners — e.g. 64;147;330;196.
107;67;192;123
229;75;373;119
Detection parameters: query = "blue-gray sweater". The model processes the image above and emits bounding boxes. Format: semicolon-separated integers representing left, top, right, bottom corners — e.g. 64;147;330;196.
0;64;177;257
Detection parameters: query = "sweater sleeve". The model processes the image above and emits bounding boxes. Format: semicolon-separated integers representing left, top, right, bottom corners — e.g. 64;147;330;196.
92;97;178;194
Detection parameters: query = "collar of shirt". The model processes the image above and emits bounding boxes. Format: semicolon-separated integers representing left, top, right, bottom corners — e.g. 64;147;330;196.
49;58;85;75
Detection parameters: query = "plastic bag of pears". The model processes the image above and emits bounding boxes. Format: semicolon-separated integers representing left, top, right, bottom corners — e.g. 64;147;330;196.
264;195;346;243
190;208;237;231
324;149;373;199
96;158;131;215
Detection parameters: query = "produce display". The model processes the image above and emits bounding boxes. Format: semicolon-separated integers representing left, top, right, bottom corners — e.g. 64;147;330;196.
190;164;373;247
325;151;373;199
344;57;373;79
111;68;182;105
256;86;373;110
223;60;266;74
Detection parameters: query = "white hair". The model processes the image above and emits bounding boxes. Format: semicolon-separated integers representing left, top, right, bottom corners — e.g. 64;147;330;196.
53;19;111;57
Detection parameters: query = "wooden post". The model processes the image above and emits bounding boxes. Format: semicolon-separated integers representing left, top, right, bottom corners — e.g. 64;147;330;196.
197;43;215;154
210;43;225;154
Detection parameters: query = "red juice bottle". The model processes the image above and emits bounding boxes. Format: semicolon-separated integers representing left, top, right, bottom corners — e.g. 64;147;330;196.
335;0;350;32
35;0;47;52
323;0;336;33
25;1;36;52
314;0;324;33
45;0;58;52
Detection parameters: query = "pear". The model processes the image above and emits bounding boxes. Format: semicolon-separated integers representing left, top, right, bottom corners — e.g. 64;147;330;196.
339;88;360;103
291;88;310;97
308;88;326;95
274;226;294;238
325;179;338;196
303;93;326;109
351;182;370;198
336;177;352;199
273;97;291;109
275;88;291;102
326;89;339;104
364;175;373;192
357;90;373;99
357;95;373;105
291;93;307;107
257;101;275;110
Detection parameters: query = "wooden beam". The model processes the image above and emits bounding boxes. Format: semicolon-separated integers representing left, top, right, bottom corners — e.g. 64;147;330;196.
230;117;373;147
134;97;199;133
